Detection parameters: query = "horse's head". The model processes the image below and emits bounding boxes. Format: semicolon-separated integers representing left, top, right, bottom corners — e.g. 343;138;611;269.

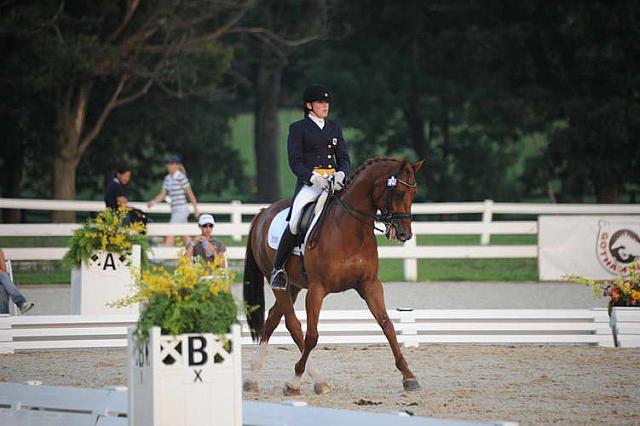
369;159;424;242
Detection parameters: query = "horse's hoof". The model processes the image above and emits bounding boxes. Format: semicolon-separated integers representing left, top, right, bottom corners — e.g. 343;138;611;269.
402;378;422;392
243;379;259;393
283;382;301;397
313;382;331;395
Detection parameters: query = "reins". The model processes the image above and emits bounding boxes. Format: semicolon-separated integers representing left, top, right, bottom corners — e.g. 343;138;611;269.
334;164;417;236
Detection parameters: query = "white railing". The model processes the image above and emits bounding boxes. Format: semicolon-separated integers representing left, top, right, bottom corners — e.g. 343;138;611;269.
0;308;614;353
2;198;639;281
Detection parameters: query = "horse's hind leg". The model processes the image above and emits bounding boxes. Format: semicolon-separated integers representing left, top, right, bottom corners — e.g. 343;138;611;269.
285;284;326;396
281;289;331;395
243;302;285;393
357;279;421;391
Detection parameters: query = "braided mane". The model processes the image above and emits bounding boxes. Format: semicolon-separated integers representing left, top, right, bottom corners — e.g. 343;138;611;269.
347;157;401;187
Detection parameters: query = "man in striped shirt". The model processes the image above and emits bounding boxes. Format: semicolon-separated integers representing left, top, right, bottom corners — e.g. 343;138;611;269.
148;156;200;246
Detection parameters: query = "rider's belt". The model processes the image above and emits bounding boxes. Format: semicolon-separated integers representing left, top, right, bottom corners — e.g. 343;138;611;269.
313;167;335;177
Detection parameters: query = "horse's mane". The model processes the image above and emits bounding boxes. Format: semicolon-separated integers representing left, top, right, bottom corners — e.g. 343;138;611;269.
347;157;401;187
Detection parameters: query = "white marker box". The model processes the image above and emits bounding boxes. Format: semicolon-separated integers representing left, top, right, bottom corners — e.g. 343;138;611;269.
128;325;242;426
70;244;140;315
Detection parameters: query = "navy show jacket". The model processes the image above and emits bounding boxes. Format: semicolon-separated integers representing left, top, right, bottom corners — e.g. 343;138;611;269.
287;116;351;195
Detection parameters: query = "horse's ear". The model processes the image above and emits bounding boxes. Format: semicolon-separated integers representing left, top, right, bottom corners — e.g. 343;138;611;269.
413;159;425;173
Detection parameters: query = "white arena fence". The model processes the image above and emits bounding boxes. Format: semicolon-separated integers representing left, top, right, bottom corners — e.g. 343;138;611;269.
0;308;614;354
2;198;640;281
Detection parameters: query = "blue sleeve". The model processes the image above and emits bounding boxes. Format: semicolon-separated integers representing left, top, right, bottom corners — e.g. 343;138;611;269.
335;124;351;175
287;123;312;185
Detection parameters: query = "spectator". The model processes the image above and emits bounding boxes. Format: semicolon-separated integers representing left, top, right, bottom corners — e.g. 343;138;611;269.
105;164;132;210
147;156;200;246
0;248;34;314
186;214;227;268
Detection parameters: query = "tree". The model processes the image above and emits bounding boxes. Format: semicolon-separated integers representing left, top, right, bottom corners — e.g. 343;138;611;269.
232;0;329;201
76;91;248;202
1;0;253;221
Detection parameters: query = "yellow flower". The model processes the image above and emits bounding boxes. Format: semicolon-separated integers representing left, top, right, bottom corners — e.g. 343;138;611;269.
632;291;640;301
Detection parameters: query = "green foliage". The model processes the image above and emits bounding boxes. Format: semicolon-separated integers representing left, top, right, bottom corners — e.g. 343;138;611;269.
119;256;239;340
138;290;238;340
62;207;150;268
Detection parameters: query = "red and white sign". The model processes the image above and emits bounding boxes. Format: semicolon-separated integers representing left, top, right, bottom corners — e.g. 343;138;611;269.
539;215;640;280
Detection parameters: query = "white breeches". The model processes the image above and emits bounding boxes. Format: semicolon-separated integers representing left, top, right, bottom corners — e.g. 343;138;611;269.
289;184;323;235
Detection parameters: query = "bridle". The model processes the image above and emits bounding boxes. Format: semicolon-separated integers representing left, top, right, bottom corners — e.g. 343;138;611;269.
334;165;417;238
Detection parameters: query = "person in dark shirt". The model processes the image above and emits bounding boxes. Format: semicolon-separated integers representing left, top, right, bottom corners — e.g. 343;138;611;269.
105;165;132;210
269;84;351;290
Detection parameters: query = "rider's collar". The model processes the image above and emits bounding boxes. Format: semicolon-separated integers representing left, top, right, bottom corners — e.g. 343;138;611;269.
307;113;325;129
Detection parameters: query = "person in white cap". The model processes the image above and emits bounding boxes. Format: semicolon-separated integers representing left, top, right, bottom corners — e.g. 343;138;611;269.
186;214;227;268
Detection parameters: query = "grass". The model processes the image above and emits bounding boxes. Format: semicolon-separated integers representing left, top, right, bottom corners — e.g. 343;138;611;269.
6;234;538;284
377;258;538;282
13;271;70;285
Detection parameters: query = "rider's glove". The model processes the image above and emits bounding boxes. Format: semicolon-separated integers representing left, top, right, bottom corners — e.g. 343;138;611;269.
310;173;329;190
334;171;346;190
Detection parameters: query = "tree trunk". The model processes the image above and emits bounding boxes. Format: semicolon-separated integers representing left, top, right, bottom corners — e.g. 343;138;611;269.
593;164;620;203
52;133;81;223
403;90;435;199
558;172;585;203
51;85;88;222
254;46;284;202
1;141;24;223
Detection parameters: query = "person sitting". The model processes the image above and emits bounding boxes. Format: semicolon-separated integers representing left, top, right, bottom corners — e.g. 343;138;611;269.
0;248;34;314
185;214;227;268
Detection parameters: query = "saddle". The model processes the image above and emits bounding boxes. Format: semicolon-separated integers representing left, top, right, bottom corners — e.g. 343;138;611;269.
267;191;332;256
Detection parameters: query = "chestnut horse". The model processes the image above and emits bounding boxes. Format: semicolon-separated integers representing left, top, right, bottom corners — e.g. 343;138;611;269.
243;157;424;395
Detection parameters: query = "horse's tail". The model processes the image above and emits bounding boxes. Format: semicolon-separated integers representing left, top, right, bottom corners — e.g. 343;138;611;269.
243;211;265;342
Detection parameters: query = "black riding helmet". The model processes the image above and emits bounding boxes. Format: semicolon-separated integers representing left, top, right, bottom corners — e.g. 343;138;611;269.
302;84;330;115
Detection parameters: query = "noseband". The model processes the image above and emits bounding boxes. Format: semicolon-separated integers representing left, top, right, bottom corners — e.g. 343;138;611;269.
335;165;417;237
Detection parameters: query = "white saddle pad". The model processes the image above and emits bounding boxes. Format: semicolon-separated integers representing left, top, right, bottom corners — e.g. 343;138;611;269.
267;191;329;256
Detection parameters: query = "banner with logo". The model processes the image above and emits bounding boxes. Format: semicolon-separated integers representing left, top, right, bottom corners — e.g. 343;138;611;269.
538;215;640;280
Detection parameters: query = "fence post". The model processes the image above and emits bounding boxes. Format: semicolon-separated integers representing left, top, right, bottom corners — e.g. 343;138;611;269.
480;199;494;245
403;237;418;282
231;200;242;242
396;308;418;348
0;314;15;354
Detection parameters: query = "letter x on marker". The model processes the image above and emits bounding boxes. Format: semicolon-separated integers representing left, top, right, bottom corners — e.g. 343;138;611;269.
194;369;203;383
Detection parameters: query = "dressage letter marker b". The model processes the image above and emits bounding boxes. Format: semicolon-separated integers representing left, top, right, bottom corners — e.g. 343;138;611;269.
188;336;208;366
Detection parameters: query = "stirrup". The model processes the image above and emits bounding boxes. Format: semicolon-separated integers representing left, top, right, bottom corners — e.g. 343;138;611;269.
270;268;288;291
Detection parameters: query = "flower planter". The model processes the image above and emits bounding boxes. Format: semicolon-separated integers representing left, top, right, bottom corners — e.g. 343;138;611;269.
70;245;140;315
610;307;640;347
128;325;242;426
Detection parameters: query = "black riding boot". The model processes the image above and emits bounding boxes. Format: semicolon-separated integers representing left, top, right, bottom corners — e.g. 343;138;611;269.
270;227;297;290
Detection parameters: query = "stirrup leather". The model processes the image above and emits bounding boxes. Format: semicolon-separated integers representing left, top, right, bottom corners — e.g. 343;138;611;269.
270;268;288;290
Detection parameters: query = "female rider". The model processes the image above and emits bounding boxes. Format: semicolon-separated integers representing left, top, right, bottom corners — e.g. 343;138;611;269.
270;84;351;290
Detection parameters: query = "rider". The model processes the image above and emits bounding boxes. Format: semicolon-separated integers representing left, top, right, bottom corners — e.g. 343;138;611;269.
269;84;351;290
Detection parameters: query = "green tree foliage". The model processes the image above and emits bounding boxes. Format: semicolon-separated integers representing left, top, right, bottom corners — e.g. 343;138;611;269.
0;0;252;220
290;0;640;203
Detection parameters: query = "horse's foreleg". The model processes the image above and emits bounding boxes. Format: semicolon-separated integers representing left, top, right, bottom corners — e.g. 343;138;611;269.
358;279;422;391
243;304;284;393
284;285;325;396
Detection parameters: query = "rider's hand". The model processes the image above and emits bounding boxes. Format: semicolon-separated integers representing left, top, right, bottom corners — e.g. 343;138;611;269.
334;171;346;190
310;174;329;190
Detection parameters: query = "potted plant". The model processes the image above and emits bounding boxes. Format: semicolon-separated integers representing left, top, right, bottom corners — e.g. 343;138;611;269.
120;255;241;426
566;261;640;347
63;207;149;315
